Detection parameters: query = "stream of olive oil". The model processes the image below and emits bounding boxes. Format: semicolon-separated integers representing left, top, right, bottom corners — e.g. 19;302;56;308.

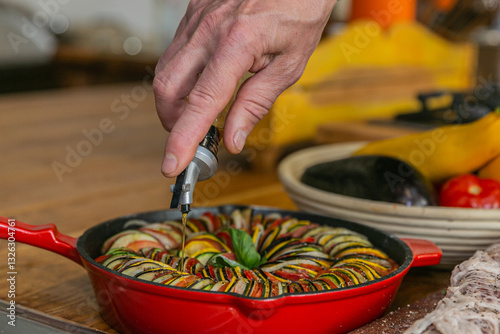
180;212;188;272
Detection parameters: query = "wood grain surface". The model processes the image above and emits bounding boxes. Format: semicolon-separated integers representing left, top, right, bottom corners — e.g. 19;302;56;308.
0;83;451;333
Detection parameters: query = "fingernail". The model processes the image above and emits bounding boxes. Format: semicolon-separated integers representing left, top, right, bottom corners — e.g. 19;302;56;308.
234;130;247;152
162;153;178;176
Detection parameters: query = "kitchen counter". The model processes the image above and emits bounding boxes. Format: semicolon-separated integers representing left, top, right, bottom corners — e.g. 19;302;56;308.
0;83;451;333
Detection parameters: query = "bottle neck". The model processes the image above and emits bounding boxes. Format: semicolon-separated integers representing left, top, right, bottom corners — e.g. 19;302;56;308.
199;125;222;158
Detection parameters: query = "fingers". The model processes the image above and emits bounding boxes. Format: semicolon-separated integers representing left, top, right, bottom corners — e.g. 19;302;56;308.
161;46;254;177
223;55;305;154
153;38;210;130
154;1;214;132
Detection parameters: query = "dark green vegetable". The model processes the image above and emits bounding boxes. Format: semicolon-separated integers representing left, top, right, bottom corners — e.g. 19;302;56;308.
227;227;264;269
207;254;250;270
300;155;437;206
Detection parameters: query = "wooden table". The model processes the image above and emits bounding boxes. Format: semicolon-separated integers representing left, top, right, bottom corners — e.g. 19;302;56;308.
0;83;451;333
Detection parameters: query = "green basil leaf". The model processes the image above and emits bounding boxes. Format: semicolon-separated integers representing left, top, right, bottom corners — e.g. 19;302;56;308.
207;254;249;270
228;227;261;269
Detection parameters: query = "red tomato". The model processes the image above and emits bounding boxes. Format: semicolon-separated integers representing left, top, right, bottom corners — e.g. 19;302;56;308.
440;174;500;209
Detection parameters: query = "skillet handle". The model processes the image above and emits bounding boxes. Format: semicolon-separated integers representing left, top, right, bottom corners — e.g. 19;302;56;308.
0;216;82;266
402;238;442;267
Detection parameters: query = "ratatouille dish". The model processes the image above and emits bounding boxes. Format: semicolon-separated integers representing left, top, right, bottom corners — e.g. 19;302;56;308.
96;209;399;297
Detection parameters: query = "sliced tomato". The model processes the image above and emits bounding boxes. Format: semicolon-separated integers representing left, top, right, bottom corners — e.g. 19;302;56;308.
127;240;165;252
215;230;233;250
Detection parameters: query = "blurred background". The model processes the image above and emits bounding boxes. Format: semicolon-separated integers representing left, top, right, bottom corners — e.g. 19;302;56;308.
0;0;189;93
1;0;498;93
1;0;500;158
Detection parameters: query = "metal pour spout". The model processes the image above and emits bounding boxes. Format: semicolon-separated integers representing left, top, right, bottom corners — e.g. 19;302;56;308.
170;126;222;214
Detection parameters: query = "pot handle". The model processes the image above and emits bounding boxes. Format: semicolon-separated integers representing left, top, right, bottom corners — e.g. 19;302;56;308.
0;216;82;266
402;238;442;267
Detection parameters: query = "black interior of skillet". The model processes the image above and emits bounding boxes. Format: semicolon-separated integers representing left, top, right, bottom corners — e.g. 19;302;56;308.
78;205;413;293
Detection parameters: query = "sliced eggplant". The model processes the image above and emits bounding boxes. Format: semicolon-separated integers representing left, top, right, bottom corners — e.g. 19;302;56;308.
300;155;437;206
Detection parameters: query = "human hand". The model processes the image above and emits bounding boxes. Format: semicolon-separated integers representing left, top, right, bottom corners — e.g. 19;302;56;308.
154;0;337;177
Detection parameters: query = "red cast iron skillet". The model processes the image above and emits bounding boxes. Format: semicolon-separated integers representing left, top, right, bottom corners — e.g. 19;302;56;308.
0;205;441;334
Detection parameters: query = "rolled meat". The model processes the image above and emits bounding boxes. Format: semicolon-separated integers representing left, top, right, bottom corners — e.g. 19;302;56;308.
405;243;500;334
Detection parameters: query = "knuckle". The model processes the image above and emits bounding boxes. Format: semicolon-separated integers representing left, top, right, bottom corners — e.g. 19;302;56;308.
153;76;177;102
188;84;219;109
241;96;272;123
227;20;250;45
224;19;261;55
